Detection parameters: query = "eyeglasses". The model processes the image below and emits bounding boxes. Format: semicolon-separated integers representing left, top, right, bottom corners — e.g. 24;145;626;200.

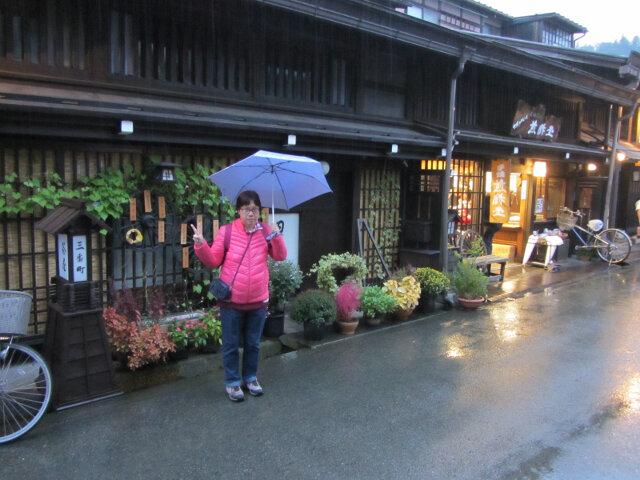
239;207;260;215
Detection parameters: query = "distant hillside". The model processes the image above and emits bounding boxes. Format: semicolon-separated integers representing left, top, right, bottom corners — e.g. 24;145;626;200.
579;36;640;56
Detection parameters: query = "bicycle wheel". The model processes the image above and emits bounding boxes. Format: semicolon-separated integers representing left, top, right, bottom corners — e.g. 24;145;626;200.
458;230;487;258
0;343;52;443
594;228;631;264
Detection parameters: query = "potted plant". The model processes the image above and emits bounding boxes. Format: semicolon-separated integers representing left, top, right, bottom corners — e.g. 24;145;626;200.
415;267;450;313
309;252;368;293
335;280;363;335
359;285;397;326
448;258;489;310
166;309;222;356
265;258;303;337
382;274;421;322
288;289;337;341
103;306;175;371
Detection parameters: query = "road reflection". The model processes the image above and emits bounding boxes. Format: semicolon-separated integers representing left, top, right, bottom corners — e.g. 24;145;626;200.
622;373;640;412
445;333;469;358
492;302;521;342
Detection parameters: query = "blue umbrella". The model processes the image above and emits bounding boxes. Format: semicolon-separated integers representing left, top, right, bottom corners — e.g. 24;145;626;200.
209;150;332;219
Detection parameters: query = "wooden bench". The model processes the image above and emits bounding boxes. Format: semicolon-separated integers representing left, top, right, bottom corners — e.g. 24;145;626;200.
472;254;508;281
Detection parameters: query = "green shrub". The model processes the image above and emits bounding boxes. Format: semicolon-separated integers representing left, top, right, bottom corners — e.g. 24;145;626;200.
359;286;397;319
289;289;337;327
415;267;450;296
448;259;489;300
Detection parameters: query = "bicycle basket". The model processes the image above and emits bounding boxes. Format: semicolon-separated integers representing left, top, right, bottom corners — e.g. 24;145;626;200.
0;290;32;336
556;211;577;231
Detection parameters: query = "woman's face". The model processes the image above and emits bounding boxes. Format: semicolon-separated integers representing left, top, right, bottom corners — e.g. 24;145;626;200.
238;201;260;231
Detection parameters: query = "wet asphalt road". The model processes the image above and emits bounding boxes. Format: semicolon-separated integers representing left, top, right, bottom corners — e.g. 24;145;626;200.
2;264;640;479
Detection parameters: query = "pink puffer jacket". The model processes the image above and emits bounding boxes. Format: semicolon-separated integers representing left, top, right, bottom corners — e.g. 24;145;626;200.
193;219;287;305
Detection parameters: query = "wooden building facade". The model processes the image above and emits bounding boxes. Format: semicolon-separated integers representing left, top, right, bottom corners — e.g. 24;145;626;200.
1;0;638;334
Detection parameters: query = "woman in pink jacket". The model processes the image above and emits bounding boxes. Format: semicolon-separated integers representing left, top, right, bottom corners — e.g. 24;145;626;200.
191;191;287;402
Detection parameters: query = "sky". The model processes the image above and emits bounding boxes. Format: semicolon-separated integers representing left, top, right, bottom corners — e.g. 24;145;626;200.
480;0;640;46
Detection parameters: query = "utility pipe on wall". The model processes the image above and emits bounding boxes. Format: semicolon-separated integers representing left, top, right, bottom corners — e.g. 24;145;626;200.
604;101;639;228
440;47;474;273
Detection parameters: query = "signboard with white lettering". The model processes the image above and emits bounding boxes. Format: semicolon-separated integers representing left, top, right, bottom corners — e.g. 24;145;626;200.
510;100;562;142
72;235;88;282
489;159;510;223
57;234;69;280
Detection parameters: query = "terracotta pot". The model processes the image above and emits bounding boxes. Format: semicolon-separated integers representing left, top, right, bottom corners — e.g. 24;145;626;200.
457;297;484;310
393;307;415;322
336;318;359;335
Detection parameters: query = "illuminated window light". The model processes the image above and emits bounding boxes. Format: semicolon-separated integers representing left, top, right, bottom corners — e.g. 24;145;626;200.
533;161;547;178
485;171;492;193
421;160;446;171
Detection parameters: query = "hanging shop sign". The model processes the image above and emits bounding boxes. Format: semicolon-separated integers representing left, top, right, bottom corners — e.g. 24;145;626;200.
510;100;562;142
489;159;510;223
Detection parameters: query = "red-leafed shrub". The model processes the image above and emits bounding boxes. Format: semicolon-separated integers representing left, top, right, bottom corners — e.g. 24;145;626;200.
335;280;362;322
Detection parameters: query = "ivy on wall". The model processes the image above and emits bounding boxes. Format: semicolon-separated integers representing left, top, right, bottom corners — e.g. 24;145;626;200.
0;161;235;231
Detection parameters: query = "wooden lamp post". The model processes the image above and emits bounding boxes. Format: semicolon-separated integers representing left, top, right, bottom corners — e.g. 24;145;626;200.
36;199;121;410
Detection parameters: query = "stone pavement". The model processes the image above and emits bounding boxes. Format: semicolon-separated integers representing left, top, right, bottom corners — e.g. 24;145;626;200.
116;239;640;393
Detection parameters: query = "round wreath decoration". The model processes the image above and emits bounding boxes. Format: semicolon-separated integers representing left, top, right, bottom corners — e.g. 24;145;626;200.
309;252;368;294
125;228;144;245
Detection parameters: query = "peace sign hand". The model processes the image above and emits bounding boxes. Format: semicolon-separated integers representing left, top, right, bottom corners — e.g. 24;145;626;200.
190;223;204;246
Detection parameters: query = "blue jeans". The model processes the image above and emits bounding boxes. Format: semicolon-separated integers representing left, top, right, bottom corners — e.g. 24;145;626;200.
219;307;267;387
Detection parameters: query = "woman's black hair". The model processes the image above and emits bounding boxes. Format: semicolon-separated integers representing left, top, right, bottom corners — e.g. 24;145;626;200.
236;190;262;211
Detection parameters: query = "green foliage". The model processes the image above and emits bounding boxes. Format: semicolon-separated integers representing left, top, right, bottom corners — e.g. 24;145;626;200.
467;237;486;258
415;267;450;296
0;172;78;214
309;252;368;293
268;258;303;313
79;165;143;225
448;258;489;300
365;172;401;278
0;166;142;235
173;164;234;218
289;289;337;326
166;309;222;351
358;285;397;319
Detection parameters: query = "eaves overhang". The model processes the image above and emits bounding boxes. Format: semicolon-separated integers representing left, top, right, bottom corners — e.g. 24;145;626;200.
618;141;640;161
254;0;640;107
0;80;443;152
456;129;610;161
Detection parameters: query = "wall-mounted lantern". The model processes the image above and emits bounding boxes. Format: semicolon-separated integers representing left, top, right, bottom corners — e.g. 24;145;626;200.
153;161;182;183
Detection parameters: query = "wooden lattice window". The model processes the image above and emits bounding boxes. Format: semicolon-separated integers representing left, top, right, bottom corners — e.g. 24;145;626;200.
359;167;402;281
449;158;484;234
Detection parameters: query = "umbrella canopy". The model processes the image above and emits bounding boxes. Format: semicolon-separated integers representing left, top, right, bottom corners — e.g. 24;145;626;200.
209;150;332;213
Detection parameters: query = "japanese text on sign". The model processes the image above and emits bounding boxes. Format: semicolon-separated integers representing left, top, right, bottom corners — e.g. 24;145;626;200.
72;235;88;282
510;100;562;142
489;159;510;223
57;234;69;280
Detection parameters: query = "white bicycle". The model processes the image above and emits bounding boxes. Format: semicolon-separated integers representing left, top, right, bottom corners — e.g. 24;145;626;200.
556;207;631;264
1;290;52;443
